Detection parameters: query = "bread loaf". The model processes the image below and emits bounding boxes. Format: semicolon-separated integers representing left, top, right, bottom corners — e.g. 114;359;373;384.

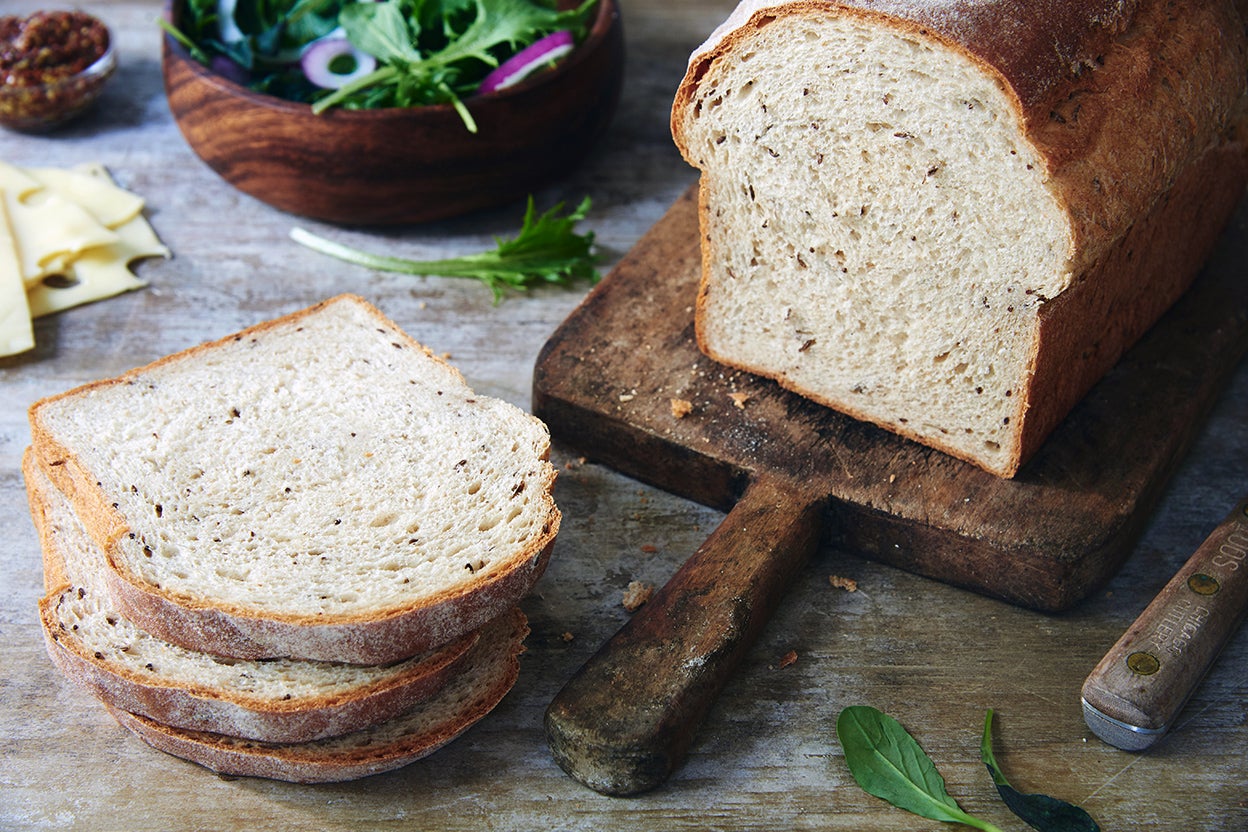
672;0;1248;476
107;608;528;783
26;450;478;744
28;294;559;662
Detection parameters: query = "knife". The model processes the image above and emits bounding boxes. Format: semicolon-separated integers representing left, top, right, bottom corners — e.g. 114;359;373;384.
1081;497;1248;750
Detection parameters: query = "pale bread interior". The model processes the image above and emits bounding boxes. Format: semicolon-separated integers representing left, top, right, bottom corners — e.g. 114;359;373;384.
32;455;470;707
676;10;1074;473
33;296;557;620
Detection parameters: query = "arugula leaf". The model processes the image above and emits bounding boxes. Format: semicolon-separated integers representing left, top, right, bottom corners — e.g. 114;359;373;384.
158;17;210;63
981;710;1101;832
836;706;1005;832
167;0;597;123
426;0;558;68
314;0;591;126
289;196;600;303
339;1;423;64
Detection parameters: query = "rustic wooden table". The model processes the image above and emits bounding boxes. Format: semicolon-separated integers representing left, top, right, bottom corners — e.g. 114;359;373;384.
2;2;1245;830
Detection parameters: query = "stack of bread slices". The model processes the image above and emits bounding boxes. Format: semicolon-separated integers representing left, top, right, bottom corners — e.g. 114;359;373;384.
23;294;560;783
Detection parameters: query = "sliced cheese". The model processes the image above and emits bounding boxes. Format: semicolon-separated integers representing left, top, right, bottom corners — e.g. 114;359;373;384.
27;165;145;229
0;198;35;357
28;208;169;318
0;160;167;356
6;186;120;285
0;160;41;199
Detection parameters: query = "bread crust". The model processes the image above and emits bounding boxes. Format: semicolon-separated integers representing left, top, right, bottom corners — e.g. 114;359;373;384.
672;0;1248;477
105;608;528;784
25;447;482;743
27;295;560;662
40;597;477;743
675;0;1247;269
1021;130;1248;465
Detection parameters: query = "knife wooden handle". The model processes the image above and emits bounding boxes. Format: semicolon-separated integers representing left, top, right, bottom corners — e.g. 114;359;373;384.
545;475;827;795
1082;498;1248;750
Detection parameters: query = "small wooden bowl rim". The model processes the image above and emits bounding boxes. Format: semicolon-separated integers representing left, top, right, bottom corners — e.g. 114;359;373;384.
162;0;620;120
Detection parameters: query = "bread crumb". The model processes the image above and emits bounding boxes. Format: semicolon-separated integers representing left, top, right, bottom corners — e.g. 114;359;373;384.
670;398;694;418
828;574;858;592
622;580;654;611
560;631;575;643
777;650;798;669
440;352;452;360
640;544;658;554
729;391;750;409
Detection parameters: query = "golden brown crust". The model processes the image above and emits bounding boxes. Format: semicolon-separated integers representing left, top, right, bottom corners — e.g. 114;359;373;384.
675;0;1248;477
105;609;528;783
1021;122;1248;464
674;0;1246;270
39;597;477;743
91;535;552;664
26;447;486;742
26;294;560;663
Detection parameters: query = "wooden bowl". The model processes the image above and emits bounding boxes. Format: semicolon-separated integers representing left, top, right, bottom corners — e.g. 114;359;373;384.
161;0;624;225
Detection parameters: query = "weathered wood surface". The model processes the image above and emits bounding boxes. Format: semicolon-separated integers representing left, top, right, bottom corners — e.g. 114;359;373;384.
533;184;1248;795
1;2;1246;830
534;186;1248;613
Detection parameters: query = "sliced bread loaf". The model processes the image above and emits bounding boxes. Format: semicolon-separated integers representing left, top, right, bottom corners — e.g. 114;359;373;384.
28;294;559;663
106;608;529;783
26;449;477;744
671;0;1248;477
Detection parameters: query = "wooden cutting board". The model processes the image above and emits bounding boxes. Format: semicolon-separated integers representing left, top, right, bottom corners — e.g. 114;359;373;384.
534;185;1248;795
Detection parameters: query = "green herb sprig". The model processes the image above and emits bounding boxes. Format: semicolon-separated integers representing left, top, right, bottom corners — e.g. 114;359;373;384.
290;196;600;303
836;706;1100;832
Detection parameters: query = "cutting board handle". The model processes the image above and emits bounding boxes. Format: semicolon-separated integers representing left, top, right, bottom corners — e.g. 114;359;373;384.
544;475;827;795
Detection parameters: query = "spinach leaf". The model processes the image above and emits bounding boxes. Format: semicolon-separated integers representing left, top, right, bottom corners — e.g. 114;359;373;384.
981;710;1101;832
282;0;341;48
837;706;1006;832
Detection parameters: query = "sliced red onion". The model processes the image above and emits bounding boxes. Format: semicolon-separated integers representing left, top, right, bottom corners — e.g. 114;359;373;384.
478;30;575;96
209;54;249;85
300;37;378;89
217;0;244;45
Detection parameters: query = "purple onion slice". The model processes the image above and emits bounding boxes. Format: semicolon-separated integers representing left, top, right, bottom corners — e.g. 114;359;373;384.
300;37;378;90
477;30;575;96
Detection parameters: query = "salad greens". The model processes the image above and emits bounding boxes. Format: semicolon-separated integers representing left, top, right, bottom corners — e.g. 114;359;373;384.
836;706;1100;832
162;0;597;128
837;706;1007;832
981;710;1100;832
290;196;600;303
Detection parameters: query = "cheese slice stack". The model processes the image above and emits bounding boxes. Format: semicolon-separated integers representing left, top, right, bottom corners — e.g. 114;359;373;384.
1;161;168;357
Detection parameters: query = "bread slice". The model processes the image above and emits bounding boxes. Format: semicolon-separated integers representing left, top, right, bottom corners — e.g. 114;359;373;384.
106;608;529;783
25;449;478;744
28;294;559;663
671;0;1248;477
